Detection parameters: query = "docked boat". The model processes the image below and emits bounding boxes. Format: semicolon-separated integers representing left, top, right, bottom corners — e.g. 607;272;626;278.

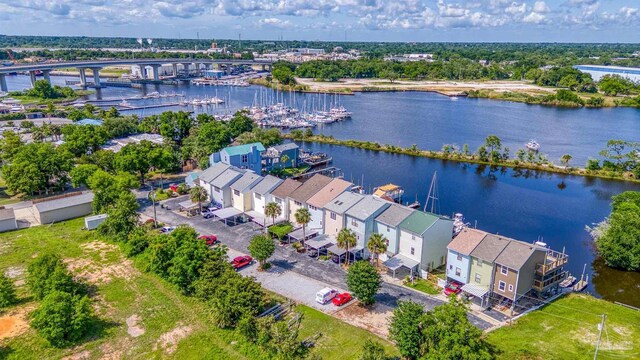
559;275;576;288
373;184;405;203
2;61;13;67
450;96;459;101
526;139;540;152
452;213;470;236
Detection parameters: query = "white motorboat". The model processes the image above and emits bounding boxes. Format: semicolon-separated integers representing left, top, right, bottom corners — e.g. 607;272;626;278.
526;140;540;151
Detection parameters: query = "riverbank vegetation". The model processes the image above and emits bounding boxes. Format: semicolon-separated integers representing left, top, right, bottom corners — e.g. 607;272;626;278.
487;294;640;359
286;132;640;184
7;80;93;104
589;191;640;272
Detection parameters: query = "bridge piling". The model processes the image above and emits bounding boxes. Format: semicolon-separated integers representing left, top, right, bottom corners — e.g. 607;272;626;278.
29;71;37;87
78;68;87;87
0;74;7;92
90;67;102;87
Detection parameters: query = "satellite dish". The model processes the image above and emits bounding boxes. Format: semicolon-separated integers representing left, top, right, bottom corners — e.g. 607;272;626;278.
136;38;143;45
147;38;153;45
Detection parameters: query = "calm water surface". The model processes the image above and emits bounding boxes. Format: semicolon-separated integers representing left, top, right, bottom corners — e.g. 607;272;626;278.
5;75;640;304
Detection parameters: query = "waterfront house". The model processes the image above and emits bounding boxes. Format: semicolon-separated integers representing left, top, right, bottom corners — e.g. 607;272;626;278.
270;178;302;222
322;192;365;237
209;167;245;208
493;240;547;302
263;143;299;171
374;204;415;259
250;175;284;218
230;171;262;212
209;142;266;174
305;178;352;233
396;211;454;272
445;228;487;284
287;174;333;225
344;195;391;256
196;162;230;202
467;234;510;305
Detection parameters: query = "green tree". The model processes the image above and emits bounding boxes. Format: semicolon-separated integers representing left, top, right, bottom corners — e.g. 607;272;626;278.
228;111;255;138
266;314;306;360
265;202;282;227
189;185;208;213
87;170;139;213
346;260;381;306
294;208;312;246
367;233;388;269
69;164;100;188
115;141;155;184
166;227;210;294
208;274;264;328
389;300;426;360
0;274;18;309
598;75;633;96
358;339;388;360
99;191;139;240
421;298;493;360
0;130;24;162
60;124;108;157
336;228;357;266
30;290;93;348
2;143;73;195
26;253;77;300
593;191;640;271
248;234;276;270
560;154;572;168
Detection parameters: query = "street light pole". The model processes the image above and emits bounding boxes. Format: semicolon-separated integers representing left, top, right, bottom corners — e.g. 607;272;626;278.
148;190;157;228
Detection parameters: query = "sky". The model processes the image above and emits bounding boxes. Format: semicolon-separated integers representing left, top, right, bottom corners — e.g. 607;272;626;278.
0;0;639;43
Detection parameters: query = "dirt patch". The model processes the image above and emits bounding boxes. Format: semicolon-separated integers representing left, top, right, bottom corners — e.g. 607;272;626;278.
0;304;35;340
99;337;132;360
61;350;91;360
153;324;193;354
572;326;633;352
65;241;138;284
126;314;145;337
333;301;392;339
4;266;24;279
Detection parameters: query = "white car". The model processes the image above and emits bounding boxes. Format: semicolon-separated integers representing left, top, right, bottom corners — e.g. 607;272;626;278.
316;287;338;305
160;226;175;233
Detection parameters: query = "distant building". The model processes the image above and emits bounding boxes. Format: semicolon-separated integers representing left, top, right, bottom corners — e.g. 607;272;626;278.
76;118;104;126
210;142;266;174
32;192;94;224
102;133;164;153
574;65;640;82
263;143;299;171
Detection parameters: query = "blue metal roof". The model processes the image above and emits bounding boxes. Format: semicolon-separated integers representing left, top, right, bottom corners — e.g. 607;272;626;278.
76;118;104;126
222;142;266;156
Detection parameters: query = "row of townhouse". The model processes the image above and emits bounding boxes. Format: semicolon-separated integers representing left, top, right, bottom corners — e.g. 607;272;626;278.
194;163;454;275
446;228;569;308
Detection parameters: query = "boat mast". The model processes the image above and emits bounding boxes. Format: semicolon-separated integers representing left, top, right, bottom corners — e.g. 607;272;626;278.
424;171;440;214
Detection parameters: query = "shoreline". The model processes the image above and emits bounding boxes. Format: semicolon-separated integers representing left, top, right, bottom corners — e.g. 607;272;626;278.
286;134;640;185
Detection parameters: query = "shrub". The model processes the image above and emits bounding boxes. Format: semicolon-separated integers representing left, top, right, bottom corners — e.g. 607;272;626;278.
0;274;18;309
30;290;93;348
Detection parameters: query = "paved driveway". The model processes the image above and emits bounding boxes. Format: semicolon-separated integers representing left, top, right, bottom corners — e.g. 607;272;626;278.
136;193;492;330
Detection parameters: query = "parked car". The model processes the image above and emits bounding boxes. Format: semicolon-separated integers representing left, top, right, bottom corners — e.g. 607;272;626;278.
316;287;338;304
202;209;216;219
331;254;346;264
307;249;318;258
198;235;218;246
332;292;352;306
444;281;463;296
160;226;175;233
169;183;179;193
231;255;253;270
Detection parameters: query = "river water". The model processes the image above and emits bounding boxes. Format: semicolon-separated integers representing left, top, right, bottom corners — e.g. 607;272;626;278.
5;74;640;305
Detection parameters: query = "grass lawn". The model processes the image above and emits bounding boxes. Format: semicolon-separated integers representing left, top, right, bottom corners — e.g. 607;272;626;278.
297;305;399;358
486;293;640;360
404;278;441;295
0;218;394;359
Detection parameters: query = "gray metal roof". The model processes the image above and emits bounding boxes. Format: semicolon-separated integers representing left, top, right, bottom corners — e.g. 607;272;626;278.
271;178;303;199
323;192;365;214
495;240;544;270
470;234;511;263
0;208;15;221
211;168;244;188
375;204;414;227
288;174;333;203
230;172;262;192
270;143;299;152
199;162;231;184
345;195;391;221
34;192;95;213
251;175;283;195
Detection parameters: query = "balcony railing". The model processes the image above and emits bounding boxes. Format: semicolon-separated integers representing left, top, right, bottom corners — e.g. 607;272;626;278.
535;249;569;275
533;271;567;292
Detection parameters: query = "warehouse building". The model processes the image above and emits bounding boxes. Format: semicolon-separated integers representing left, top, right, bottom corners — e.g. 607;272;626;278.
33;192;95;225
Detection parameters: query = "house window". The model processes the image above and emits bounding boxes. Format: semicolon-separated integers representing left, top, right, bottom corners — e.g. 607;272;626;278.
294;201;302;206
276;198;282;204
255;194;262;200
508;284;514;292
449;264;453;270
351;219;358;227
455;267;461;276
477;259;482;267
410;247;415;255
411;235;416;241
498;281;506;291
456;254;462;261
309;205;317;211
475;273;481;283
386;225;390;232
385;239;389;247
500;266;508;275
330;212;337;220
242;154;248;163
233;190;240;196
214;186;221;193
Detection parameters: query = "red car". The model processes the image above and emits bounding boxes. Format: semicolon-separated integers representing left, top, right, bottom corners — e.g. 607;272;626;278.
231;255;253;270
198;235;218;246
332;292;352;306
444;281;463;296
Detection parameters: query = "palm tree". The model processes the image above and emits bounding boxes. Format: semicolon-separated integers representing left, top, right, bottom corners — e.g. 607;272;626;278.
294;207;311;245
265;201;282;227
560;154;572;168
336;228;356;266
189;185;208;214
367;233;388;270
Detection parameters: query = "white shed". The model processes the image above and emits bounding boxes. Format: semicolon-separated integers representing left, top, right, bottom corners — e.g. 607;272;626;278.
33;192;95;224
0;208;18;232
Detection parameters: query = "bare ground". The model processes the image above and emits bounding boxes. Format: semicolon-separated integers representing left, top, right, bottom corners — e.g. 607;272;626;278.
332;301;392;339
65;241;138;284
126;314;145;338
153;324;193;354
0;304;36;340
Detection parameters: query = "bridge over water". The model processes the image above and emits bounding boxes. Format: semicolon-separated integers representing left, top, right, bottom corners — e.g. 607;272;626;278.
0;58;274;91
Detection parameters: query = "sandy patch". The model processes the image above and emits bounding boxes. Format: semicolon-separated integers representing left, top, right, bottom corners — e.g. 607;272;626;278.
153;324;193;354
126;314;145;338
332;301;392;339
4;266;24;279
65;241;138;284
572;325;633;352
0;305;35;340
99;337;132;360
61;350;91;360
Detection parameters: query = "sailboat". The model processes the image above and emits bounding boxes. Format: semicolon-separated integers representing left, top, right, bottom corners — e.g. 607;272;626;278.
424;172;440;215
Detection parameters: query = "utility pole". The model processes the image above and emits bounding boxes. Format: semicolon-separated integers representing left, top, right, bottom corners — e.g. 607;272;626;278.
594;314;606;360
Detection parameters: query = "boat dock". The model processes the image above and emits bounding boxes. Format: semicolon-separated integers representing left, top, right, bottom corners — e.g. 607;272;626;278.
292;166;343;181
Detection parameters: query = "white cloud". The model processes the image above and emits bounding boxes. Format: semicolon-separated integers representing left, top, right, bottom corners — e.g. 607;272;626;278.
532;1;549;13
